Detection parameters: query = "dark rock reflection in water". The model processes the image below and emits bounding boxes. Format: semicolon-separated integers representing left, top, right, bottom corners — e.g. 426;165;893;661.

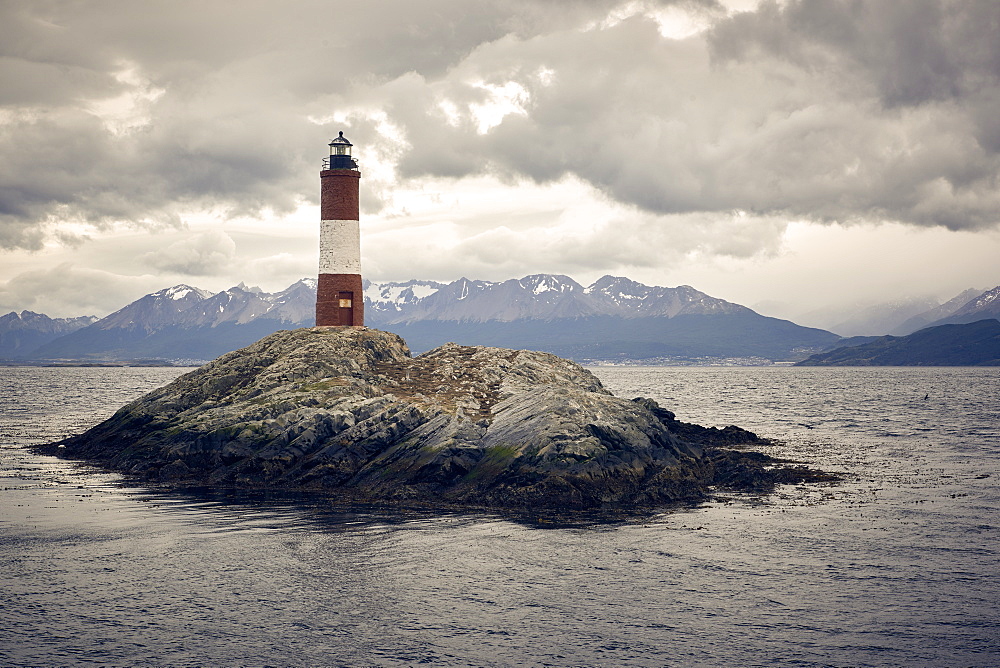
1;365;998;667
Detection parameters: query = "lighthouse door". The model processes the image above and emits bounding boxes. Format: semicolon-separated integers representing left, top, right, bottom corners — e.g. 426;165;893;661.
338;292;354;326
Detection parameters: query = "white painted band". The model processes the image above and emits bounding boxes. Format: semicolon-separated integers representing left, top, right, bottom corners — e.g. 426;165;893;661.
319;219;361;274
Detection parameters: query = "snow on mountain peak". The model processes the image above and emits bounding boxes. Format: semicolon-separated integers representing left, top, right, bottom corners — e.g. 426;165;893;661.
365;280;445;308
533;282;549;295
155;285;212;301
167;286;193;300
947;285;1000;320
976;286;999;305
410;284;439;299
367;284;408;305
519;274;578;295
585;275;652;297
457;278;473;301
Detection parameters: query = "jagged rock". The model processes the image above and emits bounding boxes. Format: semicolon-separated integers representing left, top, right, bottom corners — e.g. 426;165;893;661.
44;327;829;509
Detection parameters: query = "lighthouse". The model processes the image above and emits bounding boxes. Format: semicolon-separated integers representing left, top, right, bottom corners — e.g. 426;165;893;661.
316;131;364;327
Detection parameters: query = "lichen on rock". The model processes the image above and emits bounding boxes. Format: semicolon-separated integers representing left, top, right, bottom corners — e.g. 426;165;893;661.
44;327;832;509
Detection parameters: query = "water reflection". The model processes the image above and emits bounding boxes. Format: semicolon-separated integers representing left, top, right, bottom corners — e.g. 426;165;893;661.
124;484;698;533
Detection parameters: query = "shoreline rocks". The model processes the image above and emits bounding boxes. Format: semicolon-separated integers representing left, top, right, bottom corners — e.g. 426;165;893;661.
40;327;834;510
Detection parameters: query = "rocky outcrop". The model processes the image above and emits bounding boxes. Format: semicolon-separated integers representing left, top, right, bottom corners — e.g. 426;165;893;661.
45;327;830;509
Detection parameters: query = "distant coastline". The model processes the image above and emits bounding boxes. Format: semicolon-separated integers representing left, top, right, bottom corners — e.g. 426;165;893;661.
796;319;1000;366
0;359;200;368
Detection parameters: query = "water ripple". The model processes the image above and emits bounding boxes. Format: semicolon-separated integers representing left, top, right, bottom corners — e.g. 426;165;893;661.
0;365;998;666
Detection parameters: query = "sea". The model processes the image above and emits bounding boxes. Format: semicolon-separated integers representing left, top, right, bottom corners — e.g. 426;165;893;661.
1;365;998;668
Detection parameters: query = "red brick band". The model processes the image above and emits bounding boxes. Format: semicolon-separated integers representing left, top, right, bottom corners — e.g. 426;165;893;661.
320;169;361;221
316;273;364;327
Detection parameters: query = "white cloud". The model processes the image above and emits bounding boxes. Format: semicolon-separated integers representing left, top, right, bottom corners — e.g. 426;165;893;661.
0;263;167;317
84;61;164;136
469;81;531;134
140;229;237;275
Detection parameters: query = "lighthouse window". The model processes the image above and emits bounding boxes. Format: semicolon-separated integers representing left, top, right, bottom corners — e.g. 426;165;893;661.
335;145;349;155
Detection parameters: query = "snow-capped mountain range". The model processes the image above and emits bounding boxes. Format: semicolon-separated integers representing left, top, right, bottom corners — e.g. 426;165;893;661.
365;274;750;323
92;280;317;333
0;310;98;359
928;285;1000;326
3;274;997;364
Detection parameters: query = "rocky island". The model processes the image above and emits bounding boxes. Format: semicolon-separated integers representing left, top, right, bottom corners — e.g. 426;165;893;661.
43;328;829;510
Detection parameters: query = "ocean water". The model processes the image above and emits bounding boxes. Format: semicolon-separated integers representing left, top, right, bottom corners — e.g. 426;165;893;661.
1;365;998;667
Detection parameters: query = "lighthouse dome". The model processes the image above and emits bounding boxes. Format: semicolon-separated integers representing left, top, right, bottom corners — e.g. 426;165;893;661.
330;131;353;147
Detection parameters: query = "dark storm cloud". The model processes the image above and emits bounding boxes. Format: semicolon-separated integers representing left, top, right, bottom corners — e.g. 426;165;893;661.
703;0;1000;228
383;0;1000;231
0;0;325;246
1;0;998;253
709;0;1000;108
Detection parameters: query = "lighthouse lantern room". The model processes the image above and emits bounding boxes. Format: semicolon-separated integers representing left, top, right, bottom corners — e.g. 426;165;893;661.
316;132;364;327
326;131;357;170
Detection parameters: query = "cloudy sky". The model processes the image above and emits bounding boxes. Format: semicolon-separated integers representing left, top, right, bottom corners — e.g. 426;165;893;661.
1;0;999;324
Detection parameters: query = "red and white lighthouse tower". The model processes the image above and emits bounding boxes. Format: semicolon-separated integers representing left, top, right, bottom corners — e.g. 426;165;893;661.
316;131;364;327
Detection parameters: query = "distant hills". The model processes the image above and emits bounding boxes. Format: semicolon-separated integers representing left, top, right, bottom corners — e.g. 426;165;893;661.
0;311;98;359
2;274;838;364
830;296;942;337
4;276;997;365
796;319;1000;366
925;287;1000;327
889;288;986;335
776;287;990;336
